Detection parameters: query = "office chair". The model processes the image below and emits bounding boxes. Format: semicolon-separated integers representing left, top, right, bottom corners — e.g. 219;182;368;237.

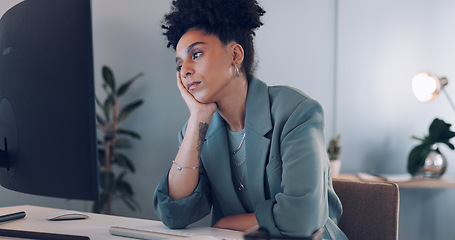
332;179;400;240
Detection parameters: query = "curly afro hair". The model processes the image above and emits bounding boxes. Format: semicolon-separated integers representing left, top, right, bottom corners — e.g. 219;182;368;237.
162;0;265;80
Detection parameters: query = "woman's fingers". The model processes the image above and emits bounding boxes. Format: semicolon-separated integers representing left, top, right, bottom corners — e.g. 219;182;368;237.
176;72;198;106
176;72;188;97
176;72;217;117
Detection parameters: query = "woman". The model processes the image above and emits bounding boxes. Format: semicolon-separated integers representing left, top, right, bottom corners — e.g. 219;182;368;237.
153;0;347;239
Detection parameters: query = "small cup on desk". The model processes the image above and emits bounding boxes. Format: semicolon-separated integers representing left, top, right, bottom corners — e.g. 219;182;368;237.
330;159;341;177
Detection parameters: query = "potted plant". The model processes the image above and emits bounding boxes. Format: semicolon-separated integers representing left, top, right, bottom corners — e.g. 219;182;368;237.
407;118;455;178
327;134;342;177
93;65;144;214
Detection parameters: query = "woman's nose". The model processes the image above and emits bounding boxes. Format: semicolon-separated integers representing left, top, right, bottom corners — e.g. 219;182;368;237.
180;63;193;78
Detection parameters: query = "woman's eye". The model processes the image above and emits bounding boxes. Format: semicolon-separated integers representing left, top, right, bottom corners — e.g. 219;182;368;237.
176;65;182;71
192;51;202;59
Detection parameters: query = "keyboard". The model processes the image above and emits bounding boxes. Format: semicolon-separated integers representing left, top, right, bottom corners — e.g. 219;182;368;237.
110;225;244;240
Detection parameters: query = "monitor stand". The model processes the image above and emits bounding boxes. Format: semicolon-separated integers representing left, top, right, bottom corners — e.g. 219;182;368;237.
0;138;9;169
0;98;17;184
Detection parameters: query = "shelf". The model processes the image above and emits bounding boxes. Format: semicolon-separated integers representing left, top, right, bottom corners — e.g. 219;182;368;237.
335;173;455;189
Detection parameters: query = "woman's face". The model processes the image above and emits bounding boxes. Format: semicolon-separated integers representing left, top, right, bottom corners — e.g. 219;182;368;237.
176;29;234;103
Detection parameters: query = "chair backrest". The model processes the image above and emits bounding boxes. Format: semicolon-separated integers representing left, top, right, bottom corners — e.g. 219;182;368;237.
332;179;400;240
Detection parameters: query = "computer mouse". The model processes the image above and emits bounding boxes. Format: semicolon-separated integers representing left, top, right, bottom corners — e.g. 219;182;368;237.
46;211;89;221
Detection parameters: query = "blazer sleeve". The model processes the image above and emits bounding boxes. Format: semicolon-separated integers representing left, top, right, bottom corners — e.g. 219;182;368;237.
153;129;213;229
255;98;330;237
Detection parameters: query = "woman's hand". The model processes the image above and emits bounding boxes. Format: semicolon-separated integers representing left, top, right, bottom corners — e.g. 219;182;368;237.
176;72;217;119
167;72;217;200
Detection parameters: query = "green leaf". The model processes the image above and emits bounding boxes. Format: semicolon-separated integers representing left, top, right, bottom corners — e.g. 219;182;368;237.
122;194;141;212
122;196;137;212
102;83;109;93
117;72;144;97
117;128;142;140
99;172;115;191
117;180;134;196
96;113;106;125
115;152;136;173
117;170;127;181
128;195;141;210
442;140;455;150
104;95;115;118
102;66;116;92
95;96;104;109
96;96;110;122
411;136;425;142
92;192;109;213
442;131;455;143
115;138;132;149
118;100;144;123
428;118;455;143
407;143;432;175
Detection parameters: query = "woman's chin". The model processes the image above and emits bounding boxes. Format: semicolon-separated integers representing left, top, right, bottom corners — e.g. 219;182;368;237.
193;94;213;104
196;98;212;104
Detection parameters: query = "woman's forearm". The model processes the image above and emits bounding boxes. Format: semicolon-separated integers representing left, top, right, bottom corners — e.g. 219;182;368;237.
214;213;258;231
168;115;211;200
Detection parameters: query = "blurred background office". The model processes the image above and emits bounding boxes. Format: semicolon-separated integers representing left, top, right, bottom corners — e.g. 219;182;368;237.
1;1;454;239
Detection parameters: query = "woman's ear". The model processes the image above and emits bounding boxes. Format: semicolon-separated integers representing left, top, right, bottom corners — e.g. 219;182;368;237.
231;43;244;66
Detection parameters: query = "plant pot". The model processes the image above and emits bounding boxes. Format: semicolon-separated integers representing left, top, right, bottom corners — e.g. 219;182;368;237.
415;144;447;178
330;159;341;177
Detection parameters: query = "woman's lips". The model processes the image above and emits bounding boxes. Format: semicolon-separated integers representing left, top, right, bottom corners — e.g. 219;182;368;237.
187;81;201;90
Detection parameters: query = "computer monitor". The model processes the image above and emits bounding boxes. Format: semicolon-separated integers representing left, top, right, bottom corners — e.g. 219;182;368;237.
0;0;99;201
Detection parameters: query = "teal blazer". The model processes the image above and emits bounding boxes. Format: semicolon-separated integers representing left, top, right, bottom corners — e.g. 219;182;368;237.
154;78;347;239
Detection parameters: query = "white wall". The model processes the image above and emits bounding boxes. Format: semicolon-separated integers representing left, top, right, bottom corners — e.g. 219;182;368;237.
337;1;455;239
255;0;336;138
337;0;455;175
1;0;455;239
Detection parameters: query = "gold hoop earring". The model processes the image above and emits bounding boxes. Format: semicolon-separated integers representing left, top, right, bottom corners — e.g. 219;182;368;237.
234;65;240;77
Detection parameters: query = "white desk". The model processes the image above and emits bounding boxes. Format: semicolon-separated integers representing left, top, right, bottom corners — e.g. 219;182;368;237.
0;205;244;239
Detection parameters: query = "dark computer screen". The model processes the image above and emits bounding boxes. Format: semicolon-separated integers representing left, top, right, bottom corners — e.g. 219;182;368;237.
0;0;99;200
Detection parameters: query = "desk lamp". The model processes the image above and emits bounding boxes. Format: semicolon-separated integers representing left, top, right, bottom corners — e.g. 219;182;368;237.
410;71;455;178
411;71;455;112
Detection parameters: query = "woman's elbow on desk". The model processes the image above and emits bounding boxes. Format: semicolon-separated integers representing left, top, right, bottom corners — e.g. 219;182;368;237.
214;213;258;231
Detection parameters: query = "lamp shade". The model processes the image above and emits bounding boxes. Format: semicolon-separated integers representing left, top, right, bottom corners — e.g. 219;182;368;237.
412;72;448;102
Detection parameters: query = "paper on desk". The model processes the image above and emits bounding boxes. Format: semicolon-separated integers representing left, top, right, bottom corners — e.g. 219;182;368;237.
357;172;412;182
379;173;412;182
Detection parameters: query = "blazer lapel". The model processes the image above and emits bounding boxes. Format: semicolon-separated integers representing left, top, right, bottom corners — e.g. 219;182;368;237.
200;78;273;213
201;111;246;213
245;78;273;205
